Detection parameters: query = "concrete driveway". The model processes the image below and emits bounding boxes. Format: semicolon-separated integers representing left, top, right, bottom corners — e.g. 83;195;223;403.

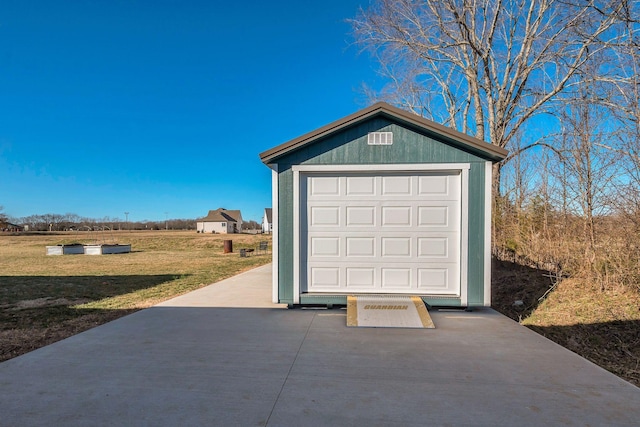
1;264;639;426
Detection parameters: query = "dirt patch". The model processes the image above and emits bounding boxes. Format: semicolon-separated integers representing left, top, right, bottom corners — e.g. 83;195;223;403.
491;258;557;321
0;309;136;361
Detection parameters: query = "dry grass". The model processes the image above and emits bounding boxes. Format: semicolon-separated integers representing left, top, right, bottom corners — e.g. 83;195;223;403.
492;203;640;386
521;278;640;386
0;230;271;362
492;259;640;387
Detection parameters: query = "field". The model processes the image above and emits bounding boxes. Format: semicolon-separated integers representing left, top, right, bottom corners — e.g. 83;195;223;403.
0;230;271;362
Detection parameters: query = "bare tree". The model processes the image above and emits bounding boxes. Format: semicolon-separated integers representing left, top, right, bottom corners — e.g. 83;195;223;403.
352;0;628;193
558;95;618;247
604;13;640;229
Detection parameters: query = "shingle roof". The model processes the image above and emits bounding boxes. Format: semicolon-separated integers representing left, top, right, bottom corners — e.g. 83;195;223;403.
264;208;272;223
198;208;242;223
259;102;508;164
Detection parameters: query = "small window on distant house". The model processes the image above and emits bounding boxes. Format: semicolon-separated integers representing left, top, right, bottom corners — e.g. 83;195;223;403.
221;222;226;227
367;131;393;145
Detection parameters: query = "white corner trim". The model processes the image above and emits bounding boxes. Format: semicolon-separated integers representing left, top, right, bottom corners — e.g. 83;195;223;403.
292;169;301;304
460;167;469;306
271;168;279;304
484;161;492;306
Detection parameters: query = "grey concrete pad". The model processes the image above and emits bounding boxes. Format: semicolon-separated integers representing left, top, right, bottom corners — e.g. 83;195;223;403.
1;264;639;426
157;263;287;309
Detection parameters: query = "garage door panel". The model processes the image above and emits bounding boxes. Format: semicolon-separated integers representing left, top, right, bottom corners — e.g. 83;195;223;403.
381;237;412;257
418;235;458;262
307;174;461;199
418;266;459;292
418;206;448;226
304;171;461;296
346;206;376;226
417;174;460;200
346;237;375;257
381;268;412;288
310;267;341;289
310;206;340;226
418;174;448;195
310;232;458;260
310;176;340;196
345;267;376;288
308;201;458;230
346;176;376;195
418;202;459;230
381;206;412;226
310;237;340;257
382;176;412;195
308;263;460;294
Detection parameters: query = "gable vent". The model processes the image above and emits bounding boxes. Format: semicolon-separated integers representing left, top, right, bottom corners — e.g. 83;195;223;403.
367;131;393;145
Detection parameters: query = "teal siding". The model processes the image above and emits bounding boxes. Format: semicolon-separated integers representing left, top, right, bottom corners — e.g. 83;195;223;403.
277;171;294;303
274;117;492;306
290;119;481;166
467;163;486;306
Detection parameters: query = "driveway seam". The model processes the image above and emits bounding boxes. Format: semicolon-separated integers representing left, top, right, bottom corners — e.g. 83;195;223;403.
264;311;316;426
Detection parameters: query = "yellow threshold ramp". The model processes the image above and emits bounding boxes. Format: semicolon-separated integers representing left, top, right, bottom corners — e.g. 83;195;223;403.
346;295;435;328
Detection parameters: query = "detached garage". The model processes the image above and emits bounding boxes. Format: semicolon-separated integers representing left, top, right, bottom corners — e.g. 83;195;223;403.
260;102;507;308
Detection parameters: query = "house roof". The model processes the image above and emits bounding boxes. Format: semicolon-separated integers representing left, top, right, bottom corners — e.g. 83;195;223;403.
0;221;22;229
264;208;272;223
259;102;508;164
197;208;242;223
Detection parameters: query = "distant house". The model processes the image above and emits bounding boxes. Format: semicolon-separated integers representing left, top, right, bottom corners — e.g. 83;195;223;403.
262;208;272;234
0;221;23;232
196;208;243;234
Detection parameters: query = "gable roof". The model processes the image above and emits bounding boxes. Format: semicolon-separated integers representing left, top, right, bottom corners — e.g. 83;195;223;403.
264;208;272;223
259;102;508;164
0;221;22;229
198;208;242;223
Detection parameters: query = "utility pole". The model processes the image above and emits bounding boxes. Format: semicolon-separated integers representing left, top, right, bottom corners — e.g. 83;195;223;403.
164;212;168;230
124;212;129;230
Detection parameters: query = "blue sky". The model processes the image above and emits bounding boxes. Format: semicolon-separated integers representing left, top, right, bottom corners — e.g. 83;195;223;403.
0;0;379;222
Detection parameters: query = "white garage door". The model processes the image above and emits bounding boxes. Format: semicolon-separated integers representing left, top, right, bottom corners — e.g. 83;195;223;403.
303;171;461;295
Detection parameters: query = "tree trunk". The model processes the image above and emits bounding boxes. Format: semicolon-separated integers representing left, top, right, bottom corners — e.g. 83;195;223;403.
492;162;502;199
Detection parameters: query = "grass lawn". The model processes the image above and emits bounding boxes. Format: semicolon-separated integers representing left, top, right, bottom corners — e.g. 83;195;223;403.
0;230;271;362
